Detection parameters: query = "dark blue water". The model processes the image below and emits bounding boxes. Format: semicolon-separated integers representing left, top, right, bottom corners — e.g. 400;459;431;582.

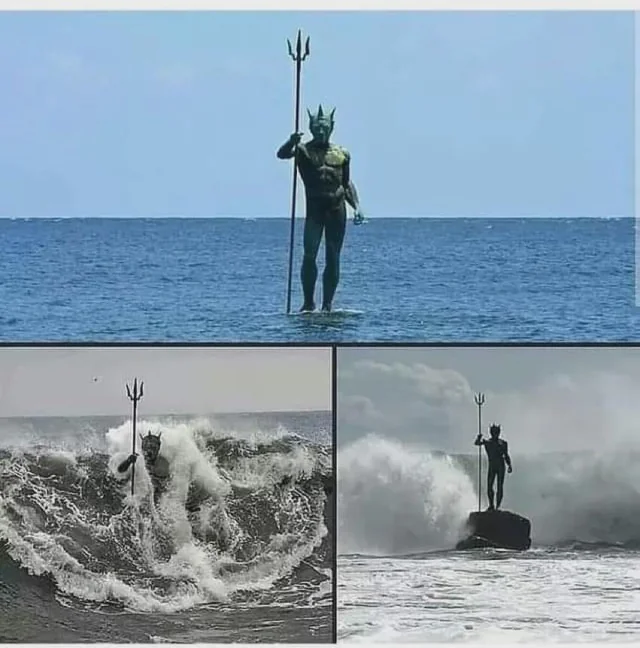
1;217;637;342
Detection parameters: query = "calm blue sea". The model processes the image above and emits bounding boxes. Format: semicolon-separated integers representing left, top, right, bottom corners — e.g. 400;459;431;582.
1;217;637;342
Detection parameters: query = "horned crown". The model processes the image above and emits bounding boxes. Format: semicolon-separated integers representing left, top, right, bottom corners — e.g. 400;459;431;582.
139;430;162;442
489;423;501;434
308;104;336;124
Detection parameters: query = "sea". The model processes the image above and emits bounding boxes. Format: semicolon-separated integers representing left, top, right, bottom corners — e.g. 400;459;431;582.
0;410;333;643
1;216;638;343
337;436;640;642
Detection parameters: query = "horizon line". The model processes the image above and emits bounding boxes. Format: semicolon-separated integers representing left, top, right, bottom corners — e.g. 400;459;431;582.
0;214;631;220
0;407;331;420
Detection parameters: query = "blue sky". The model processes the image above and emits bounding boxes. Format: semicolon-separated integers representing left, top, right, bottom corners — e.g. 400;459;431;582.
0;11;633;218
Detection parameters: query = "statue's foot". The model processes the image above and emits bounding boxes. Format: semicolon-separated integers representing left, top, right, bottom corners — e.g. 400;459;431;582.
321;303;332;313
300;303;315;313
486;505;495;511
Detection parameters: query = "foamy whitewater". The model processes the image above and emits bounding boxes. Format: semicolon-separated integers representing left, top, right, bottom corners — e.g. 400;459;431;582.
338;437;640;642
0;411;332;642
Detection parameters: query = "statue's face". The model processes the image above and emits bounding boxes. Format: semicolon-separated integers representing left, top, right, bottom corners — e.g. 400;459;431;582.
141;432;161;463
308;105;335;145
490;427;500;439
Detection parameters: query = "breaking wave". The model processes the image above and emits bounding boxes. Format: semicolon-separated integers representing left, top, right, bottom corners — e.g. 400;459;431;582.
0;417;332;614
339;434;640;555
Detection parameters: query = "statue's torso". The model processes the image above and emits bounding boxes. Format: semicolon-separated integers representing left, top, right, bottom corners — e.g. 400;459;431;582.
484;439;507;466
297;142;348;200
147;455;171;494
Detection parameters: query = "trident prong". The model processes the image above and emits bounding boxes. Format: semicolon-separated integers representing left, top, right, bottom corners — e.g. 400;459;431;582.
287;30;310;63
126;377;144;404
474;392;485;406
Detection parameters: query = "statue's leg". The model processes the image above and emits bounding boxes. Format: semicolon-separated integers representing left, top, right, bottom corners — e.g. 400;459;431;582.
153;484;161;507
496;467;506;509
301;213;324;311
487;466;496;510
321;203;347;311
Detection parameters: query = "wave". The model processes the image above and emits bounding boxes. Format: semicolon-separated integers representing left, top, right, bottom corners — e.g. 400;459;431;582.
338;434;640;555
0;417;332;613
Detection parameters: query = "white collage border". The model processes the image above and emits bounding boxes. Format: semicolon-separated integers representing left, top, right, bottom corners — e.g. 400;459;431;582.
0;2;637;647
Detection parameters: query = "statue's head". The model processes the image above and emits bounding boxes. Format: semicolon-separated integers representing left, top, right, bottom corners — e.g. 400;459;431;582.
140;430;162;463
308;104;335;145
489;423;501;439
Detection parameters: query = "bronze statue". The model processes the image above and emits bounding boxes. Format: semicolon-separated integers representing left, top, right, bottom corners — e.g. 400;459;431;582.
277;105;364;313
474;423;513;510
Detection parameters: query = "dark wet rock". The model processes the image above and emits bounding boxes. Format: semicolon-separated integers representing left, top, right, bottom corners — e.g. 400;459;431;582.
456;509;531;551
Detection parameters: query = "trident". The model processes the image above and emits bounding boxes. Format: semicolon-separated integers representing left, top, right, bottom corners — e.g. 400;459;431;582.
474;392;485;512
126;378;144;496
285;30;311;315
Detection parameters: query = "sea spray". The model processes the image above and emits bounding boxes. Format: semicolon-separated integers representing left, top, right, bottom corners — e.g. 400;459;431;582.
339;436;640;551
0;416;331;613
338;435;476;555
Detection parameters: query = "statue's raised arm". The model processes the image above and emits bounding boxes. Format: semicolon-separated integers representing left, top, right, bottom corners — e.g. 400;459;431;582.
276;132;303;160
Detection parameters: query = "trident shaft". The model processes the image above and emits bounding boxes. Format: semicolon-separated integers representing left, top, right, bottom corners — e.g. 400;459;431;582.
285;30;311;314
126;378;144;496
474;392;485;512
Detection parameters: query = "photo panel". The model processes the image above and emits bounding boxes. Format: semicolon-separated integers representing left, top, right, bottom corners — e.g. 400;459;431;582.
337;345;640;642
0;345;334;643
0;10;634;344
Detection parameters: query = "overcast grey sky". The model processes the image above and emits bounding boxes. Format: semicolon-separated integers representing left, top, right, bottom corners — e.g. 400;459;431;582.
338;346;640;454
0;346;331;416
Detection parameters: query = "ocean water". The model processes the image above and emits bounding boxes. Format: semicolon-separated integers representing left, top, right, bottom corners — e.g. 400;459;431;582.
338;549;640;642
337;437;640;642
1;217;637;342
0;410;333;643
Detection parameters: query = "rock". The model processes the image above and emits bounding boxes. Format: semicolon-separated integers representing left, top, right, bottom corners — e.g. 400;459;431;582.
455;509;532;551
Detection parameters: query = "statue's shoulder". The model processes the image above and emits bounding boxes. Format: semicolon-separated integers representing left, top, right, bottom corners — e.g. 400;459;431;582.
295;141;311;158
154;456;171;478
333;143;350;156
327;144;350;164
